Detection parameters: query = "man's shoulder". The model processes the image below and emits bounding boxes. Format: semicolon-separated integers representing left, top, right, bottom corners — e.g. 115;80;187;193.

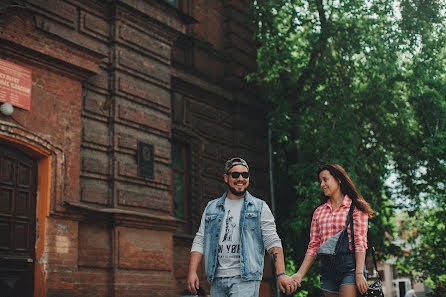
206;197;221;206
246;192;265;209
203;194;226;212
250;196;265;205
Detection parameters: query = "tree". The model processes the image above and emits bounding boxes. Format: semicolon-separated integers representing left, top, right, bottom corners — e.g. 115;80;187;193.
395;201;446;295
248;0;446;295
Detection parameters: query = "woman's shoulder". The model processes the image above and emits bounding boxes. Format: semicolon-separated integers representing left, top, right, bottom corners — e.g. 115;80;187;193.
313;203;328;216
353;204;368;218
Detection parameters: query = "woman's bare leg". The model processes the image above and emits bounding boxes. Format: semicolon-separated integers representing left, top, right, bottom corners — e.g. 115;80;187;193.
323;291;339;297
339;284;357;297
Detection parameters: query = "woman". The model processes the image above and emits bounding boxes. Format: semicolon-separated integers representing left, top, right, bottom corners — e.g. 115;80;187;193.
292;164;374;297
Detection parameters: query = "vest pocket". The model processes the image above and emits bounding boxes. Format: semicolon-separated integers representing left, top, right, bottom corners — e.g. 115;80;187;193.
244;212;258;229
205;215;217;224
205;214;218;237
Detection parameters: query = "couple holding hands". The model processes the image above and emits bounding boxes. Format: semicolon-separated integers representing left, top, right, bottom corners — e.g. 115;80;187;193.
187;158;373;297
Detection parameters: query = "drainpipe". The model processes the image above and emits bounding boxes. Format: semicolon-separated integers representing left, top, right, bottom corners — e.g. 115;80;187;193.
268;121;276;216
268;121;281;297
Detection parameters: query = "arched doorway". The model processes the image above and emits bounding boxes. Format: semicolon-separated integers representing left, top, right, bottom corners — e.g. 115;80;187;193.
0;143;37;296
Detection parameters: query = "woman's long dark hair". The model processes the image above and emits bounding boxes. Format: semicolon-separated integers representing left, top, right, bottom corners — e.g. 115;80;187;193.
317;164;374;216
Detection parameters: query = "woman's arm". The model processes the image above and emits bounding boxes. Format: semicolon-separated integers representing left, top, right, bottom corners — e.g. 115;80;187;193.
355;251;368;294
306;208;321;257
291;209;320;286
352;207;368;253
291;254;316;286
353;208;369;294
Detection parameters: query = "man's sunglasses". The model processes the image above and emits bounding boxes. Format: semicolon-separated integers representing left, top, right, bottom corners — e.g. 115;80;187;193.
229;172;250;179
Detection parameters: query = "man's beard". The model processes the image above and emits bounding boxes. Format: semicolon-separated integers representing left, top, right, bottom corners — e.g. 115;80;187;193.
226;182;247;196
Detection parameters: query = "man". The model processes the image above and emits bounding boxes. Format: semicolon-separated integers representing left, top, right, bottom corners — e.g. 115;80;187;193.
187;158;298;296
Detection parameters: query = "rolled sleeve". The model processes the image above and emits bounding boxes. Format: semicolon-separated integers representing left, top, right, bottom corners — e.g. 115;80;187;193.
306;209;321;257
260;203;282;251
353;208;368;252
191;208;206;254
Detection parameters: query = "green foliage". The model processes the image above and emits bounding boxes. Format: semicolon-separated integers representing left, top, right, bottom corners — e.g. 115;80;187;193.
396;203;446;290
248;0;446;295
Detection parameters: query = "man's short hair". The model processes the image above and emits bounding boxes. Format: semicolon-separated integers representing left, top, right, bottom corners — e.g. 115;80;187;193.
224;157;249;173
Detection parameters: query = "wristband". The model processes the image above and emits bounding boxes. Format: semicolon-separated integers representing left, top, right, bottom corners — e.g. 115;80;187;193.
276;272;286;277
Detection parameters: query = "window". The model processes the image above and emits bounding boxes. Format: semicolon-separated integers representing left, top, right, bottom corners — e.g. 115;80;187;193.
171;141;190;232
165;0;189;12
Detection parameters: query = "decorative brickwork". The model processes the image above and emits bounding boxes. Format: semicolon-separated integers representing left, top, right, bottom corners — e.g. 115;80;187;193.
0;0;274;296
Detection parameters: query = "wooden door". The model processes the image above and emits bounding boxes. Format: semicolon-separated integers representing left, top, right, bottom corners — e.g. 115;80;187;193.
0;143;37;297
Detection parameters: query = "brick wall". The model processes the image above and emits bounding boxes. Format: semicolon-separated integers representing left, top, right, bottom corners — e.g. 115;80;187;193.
0;0;273;296
171;0;272;295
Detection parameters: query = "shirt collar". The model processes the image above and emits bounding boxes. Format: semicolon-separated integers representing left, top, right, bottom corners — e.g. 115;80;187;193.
217;191;253;207
325;195;352;210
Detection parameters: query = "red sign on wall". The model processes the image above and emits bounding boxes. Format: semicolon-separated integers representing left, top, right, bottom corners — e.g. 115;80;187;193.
0;59;32;110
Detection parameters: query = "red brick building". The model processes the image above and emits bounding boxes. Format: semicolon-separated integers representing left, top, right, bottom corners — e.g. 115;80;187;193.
0;0;274;296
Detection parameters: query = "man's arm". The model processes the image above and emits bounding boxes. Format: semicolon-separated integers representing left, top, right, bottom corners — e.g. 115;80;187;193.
187;206;207;294
267;246;286;275
187;251;203;294
268;246;298;295
261;203;298;294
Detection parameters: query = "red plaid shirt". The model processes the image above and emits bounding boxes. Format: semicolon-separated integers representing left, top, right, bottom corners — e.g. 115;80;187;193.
306;195;368;257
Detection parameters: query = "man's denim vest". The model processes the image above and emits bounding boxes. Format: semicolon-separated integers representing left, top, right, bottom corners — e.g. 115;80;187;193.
203;191;265;282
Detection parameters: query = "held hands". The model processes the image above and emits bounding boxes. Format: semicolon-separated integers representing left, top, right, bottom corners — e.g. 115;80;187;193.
278;274;299;295
186;271;200;295
290;272;303;288
355;273;368;295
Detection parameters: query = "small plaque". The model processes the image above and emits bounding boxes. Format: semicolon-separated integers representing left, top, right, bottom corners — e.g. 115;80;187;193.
0;58;32;110
137;142;154;178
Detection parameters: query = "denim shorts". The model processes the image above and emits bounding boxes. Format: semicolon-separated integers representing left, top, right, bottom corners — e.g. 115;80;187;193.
319;254;366;294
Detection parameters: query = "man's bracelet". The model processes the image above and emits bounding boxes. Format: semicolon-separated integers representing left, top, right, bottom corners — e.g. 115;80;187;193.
276;272;286;277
